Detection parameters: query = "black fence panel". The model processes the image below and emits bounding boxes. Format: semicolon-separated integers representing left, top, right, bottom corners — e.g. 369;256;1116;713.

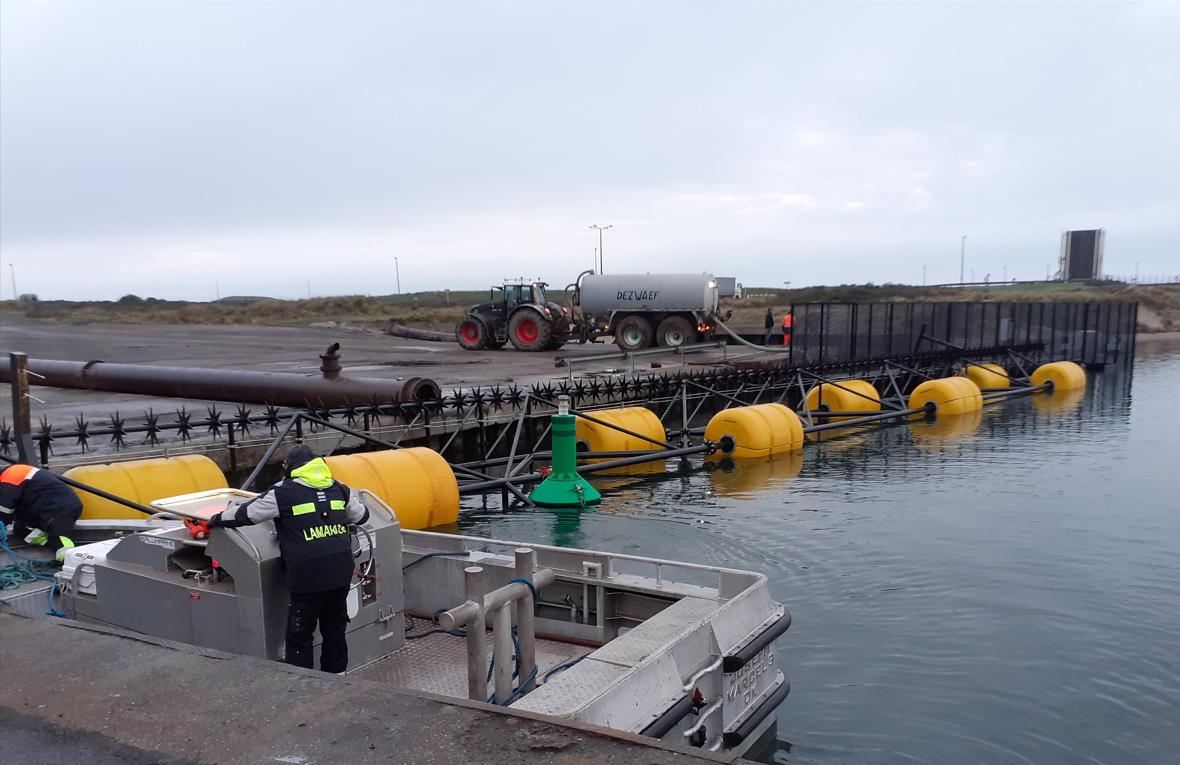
789;301;1137;367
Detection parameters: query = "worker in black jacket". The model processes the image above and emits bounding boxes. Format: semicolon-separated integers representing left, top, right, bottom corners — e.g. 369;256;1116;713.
764;308;775;346
0;463;83;561
199;445;369;673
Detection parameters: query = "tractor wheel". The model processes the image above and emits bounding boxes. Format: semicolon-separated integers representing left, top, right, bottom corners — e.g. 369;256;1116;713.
656;316;694;348
508;308;553;351
614;315;654;352
456;317;489;350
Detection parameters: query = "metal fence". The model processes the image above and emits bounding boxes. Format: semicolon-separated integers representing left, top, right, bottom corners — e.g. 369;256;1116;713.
788;301;1138;367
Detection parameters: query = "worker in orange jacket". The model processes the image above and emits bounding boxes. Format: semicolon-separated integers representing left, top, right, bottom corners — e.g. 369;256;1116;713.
0;463;82;560
781;311;793;346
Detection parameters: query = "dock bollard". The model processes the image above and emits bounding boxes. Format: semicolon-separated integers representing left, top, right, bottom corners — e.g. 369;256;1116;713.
530;396;602;507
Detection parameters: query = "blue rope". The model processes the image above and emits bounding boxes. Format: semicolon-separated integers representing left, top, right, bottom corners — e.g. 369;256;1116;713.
507;577;539;601
499;666;538;706
0;524;66;618
542;654;588;684
402;551;470;572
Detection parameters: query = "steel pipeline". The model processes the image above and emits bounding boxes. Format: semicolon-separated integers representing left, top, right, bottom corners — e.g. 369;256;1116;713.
0;358;441;408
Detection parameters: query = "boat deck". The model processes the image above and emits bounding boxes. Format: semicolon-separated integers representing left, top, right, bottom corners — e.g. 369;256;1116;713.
350;616;592;700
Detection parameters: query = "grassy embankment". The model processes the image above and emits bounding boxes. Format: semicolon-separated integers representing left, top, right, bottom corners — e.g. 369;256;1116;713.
2;283;1177;333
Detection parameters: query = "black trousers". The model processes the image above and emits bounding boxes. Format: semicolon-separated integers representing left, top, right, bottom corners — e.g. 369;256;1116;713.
286;585;350;673
13;505;83;552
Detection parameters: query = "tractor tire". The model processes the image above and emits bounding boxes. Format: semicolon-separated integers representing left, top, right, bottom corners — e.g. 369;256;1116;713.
656;316;694;348
508;308;553;352
456;317;490;350
614;315;654;352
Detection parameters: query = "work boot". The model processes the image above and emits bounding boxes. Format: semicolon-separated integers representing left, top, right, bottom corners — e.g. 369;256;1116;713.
55;537;76;563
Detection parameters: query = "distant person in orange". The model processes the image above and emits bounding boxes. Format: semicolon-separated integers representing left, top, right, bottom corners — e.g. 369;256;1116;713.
781;311;793;346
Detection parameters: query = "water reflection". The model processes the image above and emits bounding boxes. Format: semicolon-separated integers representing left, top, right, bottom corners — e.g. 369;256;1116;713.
706;452;804;497
909;410;983;447
1030;387;1086;414
455;345;1180;765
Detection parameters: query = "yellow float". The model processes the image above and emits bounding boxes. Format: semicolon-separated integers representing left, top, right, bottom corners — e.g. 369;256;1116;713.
65;455;228;520
1031;361;1087;392
963;364;1009;390
325;448;459;530
575;407;667;474
907;377;983;415
704;403;804;459
804;380;881;421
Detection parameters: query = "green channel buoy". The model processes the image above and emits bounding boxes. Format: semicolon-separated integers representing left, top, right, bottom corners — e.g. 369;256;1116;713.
530;399;601;507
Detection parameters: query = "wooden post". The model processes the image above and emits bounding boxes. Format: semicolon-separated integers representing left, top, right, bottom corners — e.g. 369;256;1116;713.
9;352;37;465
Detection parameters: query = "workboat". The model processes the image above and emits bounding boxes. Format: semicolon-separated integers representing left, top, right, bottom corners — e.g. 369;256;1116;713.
5;487;791;757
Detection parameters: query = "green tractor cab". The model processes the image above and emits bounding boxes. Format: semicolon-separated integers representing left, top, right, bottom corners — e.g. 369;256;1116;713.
456;279;571;352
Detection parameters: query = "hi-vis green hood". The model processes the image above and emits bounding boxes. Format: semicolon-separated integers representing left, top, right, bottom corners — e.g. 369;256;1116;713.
290;458;333;488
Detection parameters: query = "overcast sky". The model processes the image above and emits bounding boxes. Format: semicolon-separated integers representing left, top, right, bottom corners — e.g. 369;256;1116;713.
2;1;1177;302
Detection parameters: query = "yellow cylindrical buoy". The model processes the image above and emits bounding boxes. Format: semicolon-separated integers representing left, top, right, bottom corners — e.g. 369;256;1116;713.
805;380;881;421
963;364;1010;389
1031;361;1087;392
704;403;804;459
65;455;228;520
325;448;459;530
908;377;983;415
575;407;665;461
575;406;667;474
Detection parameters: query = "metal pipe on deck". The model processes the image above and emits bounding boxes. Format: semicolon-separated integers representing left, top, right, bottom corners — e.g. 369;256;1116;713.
0;356;441;408
515;548;538;693
492;600;514;703
463;567;487;702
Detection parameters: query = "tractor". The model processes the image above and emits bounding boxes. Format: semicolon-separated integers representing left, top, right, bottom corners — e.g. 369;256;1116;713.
455;279;571;352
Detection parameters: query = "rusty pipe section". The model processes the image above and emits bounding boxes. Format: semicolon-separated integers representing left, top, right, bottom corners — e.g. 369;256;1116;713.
0;356;440;408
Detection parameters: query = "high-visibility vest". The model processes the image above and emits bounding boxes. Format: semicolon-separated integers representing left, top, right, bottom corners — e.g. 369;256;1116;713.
782;314;793;330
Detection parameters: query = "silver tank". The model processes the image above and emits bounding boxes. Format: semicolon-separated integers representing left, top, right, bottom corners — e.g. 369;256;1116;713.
579;273;718;316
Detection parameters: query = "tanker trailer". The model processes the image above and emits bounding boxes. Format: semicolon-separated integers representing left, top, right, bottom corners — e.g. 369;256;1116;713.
573;272;720;351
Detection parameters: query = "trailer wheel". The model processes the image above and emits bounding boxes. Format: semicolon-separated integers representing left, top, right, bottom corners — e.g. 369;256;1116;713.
456;317;489;350
508;308;553;351
656;316;694;348
614;315;653;351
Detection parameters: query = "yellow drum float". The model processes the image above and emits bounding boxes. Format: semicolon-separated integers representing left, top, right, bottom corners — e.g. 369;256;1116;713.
908;377;983;415
704;403;804;459
1031;361;1087;391
325;448;459;529
963;364;1010;389
804;380;881;420
65;455;227;520
575;406;667;474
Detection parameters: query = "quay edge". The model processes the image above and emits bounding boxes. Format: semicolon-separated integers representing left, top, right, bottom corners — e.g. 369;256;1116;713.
0;608;753;765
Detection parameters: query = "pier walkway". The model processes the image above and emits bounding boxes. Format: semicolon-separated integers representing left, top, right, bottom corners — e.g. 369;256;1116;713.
0;608;745;765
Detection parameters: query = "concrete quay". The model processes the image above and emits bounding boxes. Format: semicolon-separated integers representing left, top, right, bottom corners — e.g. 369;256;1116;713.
1;608;752;765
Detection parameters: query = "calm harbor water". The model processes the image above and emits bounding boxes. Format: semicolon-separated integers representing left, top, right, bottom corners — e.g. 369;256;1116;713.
458;337;1180;765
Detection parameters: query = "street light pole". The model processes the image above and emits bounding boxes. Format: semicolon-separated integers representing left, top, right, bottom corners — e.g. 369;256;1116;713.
395;257;401;295
8;264;16;300
960;236;966;285
590;225;612;274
